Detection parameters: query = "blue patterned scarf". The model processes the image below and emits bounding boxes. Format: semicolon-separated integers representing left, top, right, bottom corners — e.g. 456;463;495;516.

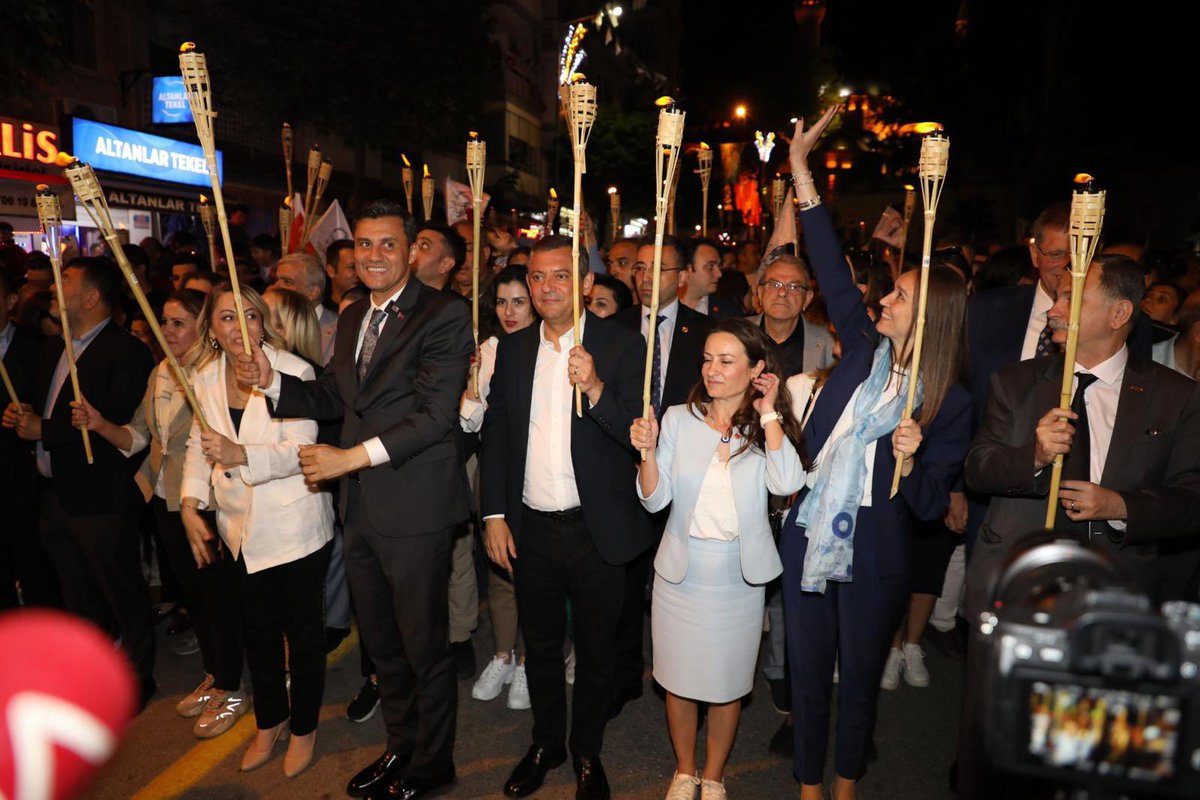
794;339;922;593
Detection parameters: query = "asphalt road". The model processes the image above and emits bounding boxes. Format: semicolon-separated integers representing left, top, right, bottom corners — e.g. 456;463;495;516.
86;608;963;799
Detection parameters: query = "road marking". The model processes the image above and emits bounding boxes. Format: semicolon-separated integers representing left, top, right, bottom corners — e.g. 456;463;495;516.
131;628;359;799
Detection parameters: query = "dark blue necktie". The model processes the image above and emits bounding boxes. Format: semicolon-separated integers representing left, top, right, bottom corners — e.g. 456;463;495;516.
1035;321;1059;358
649;313;666;415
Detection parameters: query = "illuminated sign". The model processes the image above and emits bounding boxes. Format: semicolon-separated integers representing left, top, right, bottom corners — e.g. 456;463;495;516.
151;76;194;124
72;118;221;188
0;115;60;167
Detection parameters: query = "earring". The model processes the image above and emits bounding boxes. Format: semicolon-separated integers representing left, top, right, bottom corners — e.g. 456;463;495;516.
259;331;265;344
209;337;219;350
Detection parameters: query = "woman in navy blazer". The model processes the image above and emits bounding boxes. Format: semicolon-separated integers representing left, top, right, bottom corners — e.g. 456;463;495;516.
782;110;972;800
631;318;806;800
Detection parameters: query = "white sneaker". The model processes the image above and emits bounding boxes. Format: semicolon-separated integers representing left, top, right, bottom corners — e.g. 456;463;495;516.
176;674;215;718
193;689;249;738
665;771;700;800
880;647;903;690
564;646;576;685
902;642;930;687
471;653;515;701
506;664;531;710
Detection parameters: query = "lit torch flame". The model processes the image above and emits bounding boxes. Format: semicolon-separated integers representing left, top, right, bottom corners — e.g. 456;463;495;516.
423;164;430;178
179;41;196;53
402;154;411;167
1073;173;1095;185
549;188;557;199
199;194;209;205
54;152;76;167
700;141;710;150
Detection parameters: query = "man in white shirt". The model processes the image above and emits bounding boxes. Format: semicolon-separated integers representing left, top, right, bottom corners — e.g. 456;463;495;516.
480;236;650;800
274;253;338;365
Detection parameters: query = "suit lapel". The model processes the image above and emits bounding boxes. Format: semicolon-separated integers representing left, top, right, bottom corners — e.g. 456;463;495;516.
1101;356;1153;487
361;279;422;385
514;326;540;462
1005;286;1037;364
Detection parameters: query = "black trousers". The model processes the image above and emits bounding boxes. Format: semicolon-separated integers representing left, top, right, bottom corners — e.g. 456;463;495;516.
344;490;456;778
0;451;60;609
233;541;331;735
613;509;665;692
154;501;243;690
515;506;626;758
38;483;154;683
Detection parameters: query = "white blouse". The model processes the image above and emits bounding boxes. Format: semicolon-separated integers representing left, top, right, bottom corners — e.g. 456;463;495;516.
688;450;739;541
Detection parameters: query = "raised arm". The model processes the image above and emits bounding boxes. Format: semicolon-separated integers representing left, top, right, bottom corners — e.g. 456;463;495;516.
788;108;875;351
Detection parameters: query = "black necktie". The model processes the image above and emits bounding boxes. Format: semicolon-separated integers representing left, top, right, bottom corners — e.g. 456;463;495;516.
357;309;386;383
1035;321;1059;358
649;314;666;415
1062;372;1099;483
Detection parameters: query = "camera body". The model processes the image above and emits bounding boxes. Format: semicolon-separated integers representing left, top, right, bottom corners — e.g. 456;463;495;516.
980;541;1200;797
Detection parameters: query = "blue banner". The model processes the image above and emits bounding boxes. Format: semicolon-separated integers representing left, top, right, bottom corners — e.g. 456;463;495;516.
71;118;222;189
151;76;194;125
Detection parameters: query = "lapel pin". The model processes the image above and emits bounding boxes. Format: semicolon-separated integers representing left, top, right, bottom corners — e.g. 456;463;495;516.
681;326;689;334
1145;427;1161;436
1128;384;1144;393
386;301;404;320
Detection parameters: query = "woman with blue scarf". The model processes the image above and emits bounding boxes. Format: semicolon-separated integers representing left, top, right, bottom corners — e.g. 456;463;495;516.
782;108;972;800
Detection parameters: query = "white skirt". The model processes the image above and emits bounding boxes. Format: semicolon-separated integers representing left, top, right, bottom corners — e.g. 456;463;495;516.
651;537;765;703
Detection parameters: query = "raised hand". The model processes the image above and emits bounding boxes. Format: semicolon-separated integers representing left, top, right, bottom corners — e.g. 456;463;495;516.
751;372;781;416
629;415;659;453
788;105;840;174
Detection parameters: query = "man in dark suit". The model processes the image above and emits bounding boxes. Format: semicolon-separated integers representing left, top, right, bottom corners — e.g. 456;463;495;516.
678;237;741;320
610;233;713;714
957;255;1200;799
3;257;156;702
481;235;650;800
238;200;473;800
0;269;57;610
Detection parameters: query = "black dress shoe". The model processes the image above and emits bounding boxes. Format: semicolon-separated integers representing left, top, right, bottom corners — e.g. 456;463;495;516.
372;768;456;800
347;750;411;797
573;755;610;800
450;639;476;680
325;626;350;653
504;745;567;798
767;676;792;713
607;683;643;720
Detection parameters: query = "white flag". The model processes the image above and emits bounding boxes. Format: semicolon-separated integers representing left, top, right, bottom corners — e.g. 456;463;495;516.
444;177;491;227
306;199;352;265
871;206;904;248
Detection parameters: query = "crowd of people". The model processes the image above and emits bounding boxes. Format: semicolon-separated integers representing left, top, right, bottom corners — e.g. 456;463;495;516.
2;107;1200;800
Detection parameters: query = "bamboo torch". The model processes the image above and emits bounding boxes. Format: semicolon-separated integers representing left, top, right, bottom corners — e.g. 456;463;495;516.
401;154;414;215
666;156;682;236
279;196;292;256
34;185;92;464
771;175;787;223
567;83;598;416
608;186;620;242
641;102;686;458
302;158;333;246
547;188;559;236
465;133;487;399
302;145;321;231
890;133;950;498
896;184;916;276
697;143;713;237
199;194;217;270
178;42;251;355
1045;176;1105;530
282;122;294;202
421;164;434;221
62;160;209;432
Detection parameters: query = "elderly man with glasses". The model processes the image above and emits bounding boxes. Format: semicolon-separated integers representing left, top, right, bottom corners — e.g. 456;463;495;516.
751;254;835;380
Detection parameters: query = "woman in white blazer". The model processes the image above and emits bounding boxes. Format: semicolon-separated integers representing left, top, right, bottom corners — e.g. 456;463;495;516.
72;289;247;739
630;318;807;800
179;284;333;779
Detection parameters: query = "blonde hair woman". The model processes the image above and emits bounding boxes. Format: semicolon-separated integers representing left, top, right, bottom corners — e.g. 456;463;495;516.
264;286;323;366
180;283;334;778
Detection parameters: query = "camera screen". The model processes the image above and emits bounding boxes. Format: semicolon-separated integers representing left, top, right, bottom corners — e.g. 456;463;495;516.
1026;681;1182;783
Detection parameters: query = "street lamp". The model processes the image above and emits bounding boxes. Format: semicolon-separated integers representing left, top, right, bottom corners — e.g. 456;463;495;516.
734;104;747;120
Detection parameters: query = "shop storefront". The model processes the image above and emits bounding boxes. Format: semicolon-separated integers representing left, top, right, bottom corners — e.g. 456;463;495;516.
67;117;222;251
0;115;74;252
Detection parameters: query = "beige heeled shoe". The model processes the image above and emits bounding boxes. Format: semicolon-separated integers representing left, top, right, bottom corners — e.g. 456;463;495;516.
240;720;289;772
283;730;317;778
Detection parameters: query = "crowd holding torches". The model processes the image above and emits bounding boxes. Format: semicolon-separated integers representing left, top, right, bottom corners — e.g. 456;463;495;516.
35;185;93;464
61;158;210;432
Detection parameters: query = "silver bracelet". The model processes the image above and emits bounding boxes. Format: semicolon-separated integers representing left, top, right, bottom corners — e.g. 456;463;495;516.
796;196;823;211
792;172;814;188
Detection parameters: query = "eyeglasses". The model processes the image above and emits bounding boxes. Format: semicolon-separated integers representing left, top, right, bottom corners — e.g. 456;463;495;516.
1034;243;1070;261
760;279;810;294
631;265;683;275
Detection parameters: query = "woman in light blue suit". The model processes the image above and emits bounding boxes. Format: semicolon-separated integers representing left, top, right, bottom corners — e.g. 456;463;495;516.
630;318;806;800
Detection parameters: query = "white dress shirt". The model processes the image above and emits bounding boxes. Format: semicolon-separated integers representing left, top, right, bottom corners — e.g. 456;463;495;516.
263;283;407;468
787;370;900;508
1075;345;1127;491
522;317;586;512
1020;281;1056;361
688;451;739;541
1152;334;1185;376
641;298;678;401
695;295;710;316
37;318;110;478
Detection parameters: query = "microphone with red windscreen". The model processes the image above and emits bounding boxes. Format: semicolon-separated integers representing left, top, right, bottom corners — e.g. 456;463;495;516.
0;609;137;800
